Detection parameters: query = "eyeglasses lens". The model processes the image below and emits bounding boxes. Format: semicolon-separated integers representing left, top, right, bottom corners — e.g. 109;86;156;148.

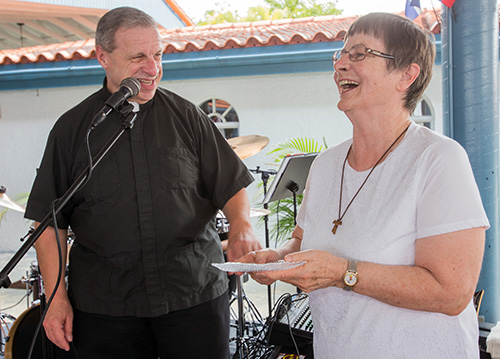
333;46;367;63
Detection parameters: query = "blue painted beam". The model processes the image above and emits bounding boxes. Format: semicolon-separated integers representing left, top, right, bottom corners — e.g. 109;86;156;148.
442;0;500;322
0;38;443;91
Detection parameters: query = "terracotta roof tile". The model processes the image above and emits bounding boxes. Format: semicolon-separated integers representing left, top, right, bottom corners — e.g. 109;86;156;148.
0;10;443;65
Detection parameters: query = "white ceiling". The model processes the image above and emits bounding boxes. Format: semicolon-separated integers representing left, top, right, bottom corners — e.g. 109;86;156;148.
0;0;109;50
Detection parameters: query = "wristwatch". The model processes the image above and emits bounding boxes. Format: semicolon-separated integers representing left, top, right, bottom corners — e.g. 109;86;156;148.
343;260;358;291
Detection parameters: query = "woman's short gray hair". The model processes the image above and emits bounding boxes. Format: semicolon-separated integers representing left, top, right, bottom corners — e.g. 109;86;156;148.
96;6;158;53
346;13;436;114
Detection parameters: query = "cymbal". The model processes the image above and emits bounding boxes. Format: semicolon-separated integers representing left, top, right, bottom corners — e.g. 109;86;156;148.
0;187;25;213
249;208;271;217
227;135;269;160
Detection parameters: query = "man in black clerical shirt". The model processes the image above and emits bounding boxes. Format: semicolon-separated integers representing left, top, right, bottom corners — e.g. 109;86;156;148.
25;6;261;359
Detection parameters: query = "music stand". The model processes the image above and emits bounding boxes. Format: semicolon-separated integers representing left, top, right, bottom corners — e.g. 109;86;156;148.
263;153;318;222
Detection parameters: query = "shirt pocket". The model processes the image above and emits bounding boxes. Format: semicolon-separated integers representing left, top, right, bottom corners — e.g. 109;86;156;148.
69;244;142;302
72;155;122;207
159;147;199;190
160;241;226;303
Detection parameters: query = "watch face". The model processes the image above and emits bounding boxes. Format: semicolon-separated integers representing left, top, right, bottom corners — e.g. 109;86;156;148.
344;272;357;286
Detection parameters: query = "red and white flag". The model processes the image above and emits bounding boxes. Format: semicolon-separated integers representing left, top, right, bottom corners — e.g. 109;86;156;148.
439;0;456;7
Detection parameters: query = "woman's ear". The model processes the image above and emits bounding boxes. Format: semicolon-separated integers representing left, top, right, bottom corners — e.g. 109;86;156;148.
398;63;420;92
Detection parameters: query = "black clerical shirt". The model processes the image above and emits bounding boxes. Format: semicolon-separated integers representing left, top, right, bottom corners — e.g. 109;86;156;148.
25;83;253;317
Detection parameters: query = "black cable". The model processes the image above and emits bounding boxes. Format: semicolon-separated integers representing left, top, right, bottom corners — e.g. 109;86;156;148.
264;292;310;358
25;120;99;359
23;104;134;359
284;302;301;357
229;284;283;358
26;199;65;359
25;126;95;358
78;129;94;191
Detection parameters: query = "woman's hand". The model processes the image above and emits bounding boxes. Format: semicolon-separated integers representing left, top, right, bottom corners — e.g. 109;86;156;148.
270;250;347;292
239;248;348;291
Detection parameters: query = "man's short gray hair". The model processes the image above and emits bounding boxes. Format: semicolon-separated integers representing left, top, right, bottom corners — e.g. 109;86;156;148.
96;6;158;52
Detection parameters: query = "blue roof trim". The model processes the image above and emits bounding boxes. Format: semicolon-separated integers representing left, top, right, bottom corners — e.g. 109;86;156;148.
0;37;444;91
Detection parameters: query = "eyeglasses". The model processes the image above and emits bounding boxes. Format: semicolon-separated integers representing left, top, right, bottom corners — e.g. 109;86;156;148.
333;45;395;64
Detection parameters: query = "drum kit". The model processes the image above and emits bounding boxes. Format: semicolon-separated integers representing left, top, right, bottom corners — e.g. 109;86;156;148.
218;134;273;239
0;223;74;358
0;134;275;358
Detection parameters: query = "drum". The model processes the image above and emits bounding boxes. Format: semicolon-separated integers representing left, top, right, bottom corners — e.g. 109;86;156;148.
4;304;43;359
4;304;76;359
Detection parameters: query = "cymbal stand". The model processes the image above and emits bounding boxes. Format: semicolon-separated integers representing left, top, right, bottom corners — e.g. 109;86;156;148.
231;274;265;359
236;275;245;358
249;167;276;317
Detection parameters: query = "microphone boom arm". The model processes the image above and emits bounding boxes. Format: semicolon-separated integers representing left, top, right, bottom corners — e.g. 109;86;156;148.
0;111;138;289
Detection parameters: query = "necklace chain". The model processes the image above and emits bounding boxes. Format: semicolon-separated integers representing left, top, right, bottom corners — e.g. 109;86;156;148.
332;123;411;235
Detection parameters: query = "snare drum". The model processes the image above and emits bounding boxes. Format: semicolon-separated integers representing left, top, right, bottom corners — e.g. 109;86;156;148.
4;304;76;359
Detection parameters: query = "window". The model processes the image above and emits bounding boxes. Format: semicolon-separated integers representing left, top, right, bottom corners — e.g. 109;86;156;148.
199;98;239;138
411;97;434;129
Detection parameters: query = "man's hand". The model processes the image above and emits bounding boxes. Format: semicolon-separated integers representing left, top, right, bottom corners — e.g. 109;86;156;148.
43;296;74;351
225;222;261;262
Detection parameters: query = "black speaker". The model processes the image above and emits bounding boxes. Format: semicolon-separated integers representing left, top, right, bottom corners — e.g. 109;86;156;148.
479;321;494;359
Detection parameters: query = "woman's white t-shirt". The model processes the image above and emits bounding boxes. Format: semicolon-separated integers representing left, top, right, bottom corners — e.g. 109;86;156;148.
298;122;490;359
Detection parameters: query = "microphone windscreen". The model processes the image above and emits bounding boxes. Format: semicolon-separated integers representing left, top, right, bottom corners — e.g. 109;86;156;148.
120;77;141;98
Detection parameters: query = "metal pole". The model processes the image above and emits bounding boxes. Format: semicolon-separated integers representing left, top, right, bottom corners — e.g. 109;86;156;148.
236;275;245;359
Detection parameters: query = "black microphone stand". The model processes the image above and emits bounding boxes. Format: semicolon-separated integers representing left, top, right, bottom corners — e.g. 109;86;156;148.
0;110;138;290
249;166;276;317
286;181;299;226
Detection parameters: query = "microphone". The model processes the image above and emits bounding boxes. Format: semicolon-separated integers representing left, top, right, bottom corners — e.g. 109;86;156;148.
89;77;141;130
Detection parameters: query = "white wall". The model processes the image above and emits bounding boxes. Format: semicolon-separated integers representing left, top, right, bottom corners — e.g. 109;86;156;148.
0;67;443;252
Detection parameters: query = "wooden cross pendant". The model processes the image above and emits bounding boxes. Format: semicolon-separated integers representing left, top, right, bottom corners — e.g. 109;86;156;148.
332;219;342;235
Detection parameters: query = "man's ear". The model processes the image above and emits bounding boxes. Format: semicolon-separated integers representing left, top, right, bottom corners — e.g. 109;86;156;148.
397;63;420;92
95;45;109;69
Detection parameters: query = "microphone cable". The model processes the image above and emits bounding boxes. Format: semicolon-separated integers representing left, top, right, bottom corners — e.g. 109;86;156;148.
26;199;79;359
25;81;140;359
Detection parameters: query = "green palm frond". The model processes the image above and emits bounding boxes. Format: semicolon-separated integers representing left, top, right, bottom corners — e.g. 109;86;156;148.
267;137;326;164
266;195;303;243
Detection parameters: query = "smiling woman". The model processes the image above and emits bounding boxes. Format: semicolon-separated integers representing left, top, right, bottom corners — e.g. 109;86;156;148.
238;12;489;359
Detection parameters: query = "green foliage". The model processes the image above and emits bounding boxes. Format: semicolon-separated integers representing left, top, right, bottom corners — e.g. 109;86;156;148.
199;8;240;25
264;0;341;18
196;0;341;25
260;136;327;243
267;137;326;164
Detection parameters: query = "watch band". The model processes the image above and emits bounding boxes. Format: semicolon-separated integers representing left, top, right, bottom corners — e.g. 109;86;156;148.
348;260;357;272
343;260;358;292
